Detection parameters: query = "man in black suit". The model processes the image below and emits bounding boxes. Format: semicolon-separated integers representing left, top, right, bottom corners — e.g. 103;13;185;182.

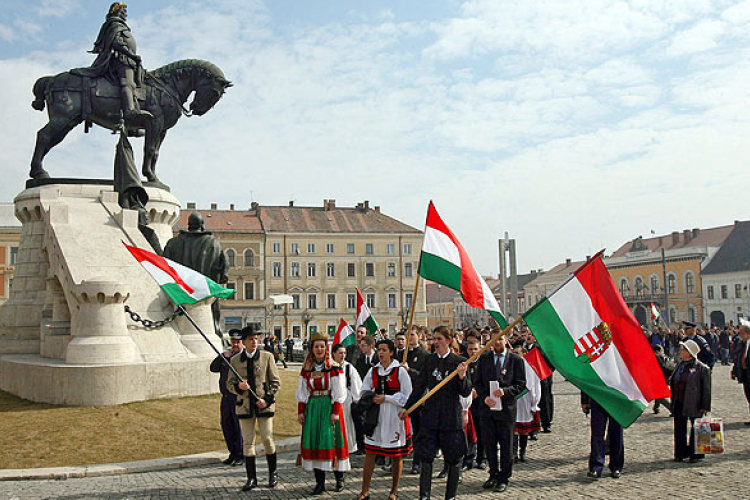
346;325;368;363
473;327;526;493
401;326;471;500
352;334;377;454
731;324;750;425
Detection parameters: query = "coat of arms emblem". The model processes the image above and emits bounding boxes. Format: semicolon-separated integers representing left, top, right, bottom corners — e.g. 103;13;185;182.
574;322;612;363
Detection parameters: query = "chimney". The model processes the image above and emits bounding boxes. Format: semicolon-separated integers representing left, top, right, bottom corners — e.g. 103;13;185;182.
565;258;571;266
374;206;380;213
586;255;591;261
210;203;217;210
364;200;370;210
229;203;235;210
683;229;691;243
289;201;294;207
671;231;680;245
186;202;196;209
356;203;364;210
692;228;700;238
658;236;663;246
323;199;336;211
251;202;259;210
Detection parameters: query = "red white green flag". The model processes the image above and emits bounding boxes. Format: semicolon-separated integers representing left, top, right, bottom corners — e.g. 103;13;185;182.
333;318;356;348
124;243;235;305
419;201;506;327
524;347;553;381
650;302;661;323
524;253;670;428
356;288;379;335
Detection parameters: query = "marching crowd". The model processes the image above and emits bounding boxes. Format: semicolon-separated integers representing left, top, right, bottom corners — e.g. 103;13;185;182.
209;320;750;499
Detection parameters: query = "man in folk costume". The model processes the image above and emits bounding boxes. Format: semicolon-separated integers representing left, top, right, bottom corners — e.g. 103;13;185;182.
296;332;351;495
226;325;282;491
400;326;471;500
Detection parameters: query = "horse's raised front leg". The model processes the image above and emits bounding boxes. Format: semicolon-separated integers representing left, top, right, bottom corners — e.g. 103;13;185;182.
30;116;82;179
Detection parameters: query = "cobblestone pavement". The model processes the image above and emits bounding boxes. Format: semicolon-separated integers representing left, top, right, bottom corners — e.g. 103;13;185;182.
2;365;749;500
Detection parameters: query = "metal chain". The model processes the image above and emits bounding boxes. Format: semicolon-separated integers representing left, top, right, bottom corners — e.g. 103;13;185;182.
124;305;183;329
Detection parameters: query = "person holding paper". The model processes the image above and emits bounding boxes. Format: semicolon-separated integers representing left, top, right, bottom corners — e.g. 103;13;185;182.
472;327;526;493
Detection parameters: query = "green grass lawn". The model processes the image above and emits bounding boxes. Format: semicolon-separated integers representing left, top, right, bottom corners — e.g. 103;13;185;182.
0;368;301;469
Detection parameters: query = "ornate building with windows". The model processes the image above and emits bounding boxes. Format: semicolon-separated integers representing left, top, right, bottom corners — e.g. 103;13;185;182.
605;225;733;328
0;204;22;307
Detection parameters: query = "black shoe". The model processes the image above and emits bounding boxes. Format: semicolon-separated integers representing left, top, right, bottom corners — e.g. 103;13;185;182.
334;471;345;492
542;427;552;433
518;454;527;463
222;456;234;465
231;457;245;466
673;457;685;462
610;470;621;479
688;456;704;463
513;456;519;463
267;453;278;488
483;477;498;489
410;463;420;475
475;462;486;470
242;456;257;491
529;432;538;441
494;482;508;493
312;469;326;495
744;421;750;426
311;483;326;495
653;408;660;414
437;468;447;479
587;471;602;479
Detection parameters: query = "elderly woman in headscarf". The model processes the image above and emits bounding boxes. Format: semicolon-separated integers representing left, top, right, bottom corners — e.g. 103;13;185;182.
670;339;711;463
296;332;350;495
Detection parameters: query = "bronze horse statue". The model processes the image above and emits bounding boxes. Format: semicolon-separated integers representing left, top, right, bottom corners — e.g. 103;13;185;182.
29;59;231;184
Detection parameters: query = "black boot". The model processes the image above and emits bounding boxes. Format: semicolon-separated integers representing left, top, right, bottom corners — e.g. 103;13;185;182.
334;470;344;492
242;456;258;491
311;468;326;495
519;435;528;462
419;462;433;500
445;464;461;500
267;453;278;488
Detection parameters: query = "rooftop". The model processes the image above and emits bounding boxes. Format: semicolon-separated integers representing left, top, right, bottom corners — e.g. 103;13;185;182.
0;203;21;228
610;224;734;258
702;221;750;275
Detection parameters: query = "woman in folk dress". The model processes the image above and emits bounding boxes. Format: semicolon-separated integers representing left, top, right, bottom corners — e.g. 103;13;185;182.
296;333;351;495
356;339;413;500
331;342;363;455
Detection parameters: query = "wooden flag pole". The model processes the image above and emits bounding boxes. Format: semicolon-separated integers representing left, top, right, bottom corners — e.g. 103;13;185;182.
402;274;422;365
403;314;524;416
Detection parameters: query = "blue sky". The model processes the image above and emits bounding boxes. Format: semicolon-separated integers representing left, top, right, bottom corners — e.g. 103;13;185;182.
1;0;749;277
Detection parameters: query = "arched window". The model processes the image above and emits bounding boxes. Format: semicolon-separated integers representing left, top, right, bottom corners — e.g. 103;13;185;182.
244;249;254;267
667;273;677;295
687;305;696;323
685;272;695;294
650;275;660;296
619;278;629;296
226;249;235;267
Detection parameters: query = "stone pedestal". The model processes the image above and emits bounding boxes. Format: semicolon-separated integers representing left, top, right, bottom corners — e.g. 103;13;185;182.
0;181;219;405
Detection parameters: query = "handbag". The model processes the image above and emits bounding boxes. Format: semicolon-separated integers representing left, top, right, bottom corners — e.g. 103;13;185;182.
693;416;724;454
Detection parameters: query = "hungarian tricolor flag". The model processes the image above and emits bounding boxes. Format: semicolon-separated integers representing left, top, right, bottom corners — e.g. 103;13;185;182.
524;347;553;381
124;243;235;305
419;201;506;327
333;318;356;348
650;302;661;323
356;288;379;335
524;253;670;428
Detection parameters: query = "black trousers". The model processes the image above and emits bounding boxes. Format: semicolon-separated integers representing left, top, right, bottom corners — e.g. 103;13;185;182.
480;416;514;483
743;382;750;412
540;377;554;428
589;400;623;473
673;408;704;460
414;425;466;466
470;405;485;464
220;395;243;458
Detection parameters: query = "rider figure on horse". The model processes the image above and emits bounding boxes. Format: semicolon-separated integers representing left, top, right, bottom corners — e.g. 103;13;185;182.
82;2;152;125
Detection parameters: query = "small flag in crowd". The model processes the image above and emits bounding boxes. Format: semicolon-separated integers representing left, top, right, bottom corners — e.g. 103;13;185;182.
524;347;553;381
333;318;356;348
524;253;670;428
651;302;661;323
356;288;380;335
418;201;506;328
124;242;235;305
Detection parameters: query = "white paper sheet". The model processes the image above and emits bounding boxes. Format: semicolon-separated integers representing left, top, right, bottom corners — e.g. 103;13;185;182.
489;380;503;411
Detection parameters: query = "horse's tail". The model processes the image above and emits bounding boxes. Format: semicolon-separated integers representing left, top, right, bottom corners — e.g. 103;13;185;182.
31;75;54;111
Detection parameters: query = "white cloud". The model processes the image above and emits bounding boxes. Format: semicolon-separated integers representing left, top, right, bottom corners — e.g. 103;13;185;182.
0;23;14;42
37;0;79;18
666;20;726;55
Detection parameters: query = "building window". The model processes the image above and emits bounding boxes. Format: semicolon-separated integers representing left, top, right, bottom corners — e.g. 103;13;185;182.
387;262;396;277
292;325;301;338
291;262;300;278
307;243;316;254
366;293;376;309
326;243;334;254
290;243;300;254
685;272;695;294
650;276;659;295
404;262;413;277
272;242;281;253
736;284;742;299
308;294;317;310
386;243;395;255
688;306;696;323
405;293;413;309
707;286;714;300
347;243;355;254
226;283;236;299
403;243;412;255
326;262;335;278
365;263;375;277
10;247;18;265
619;278;628;296
226;249;236;267
365;243;374;255
347;293;356;309
244;282;254;300
272;261;282;278
291;293;301;310
244;249;254;267
388;293;397;309
668;274;676;295
347;263;355;278
327;293;336;309
721;285;728;299
307;262;316;277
